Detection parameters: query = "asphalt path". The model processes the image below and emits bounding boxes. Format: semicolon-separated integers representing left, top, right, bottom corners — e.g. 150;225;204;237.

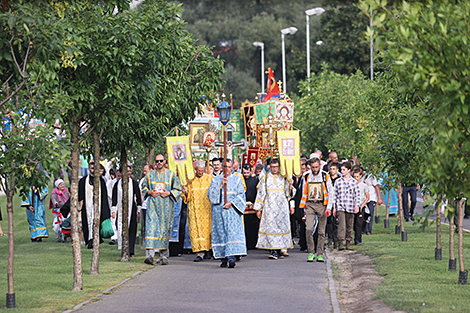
74;248;332;313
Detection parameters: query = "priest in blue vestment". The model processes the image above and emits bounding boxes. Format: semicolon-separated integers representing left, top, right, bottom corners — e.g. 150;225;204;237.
208;159;246;268
141;154;181;265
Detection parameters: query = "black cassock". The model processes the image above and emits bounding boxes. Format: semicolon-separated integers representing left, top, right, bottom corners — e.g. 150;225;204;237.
244;175;260;250
78;175;111;245
111;178;142;256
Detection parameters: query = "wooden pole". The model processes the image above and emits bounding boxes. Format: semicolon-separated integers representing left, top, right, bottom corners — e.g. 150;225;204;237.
458;199;465;272
385;185;391;220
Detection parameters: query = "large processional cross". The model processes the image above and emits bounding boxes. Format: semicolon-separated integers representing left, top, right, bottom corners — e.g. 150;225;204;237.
258;107;283;152
212;124;248;160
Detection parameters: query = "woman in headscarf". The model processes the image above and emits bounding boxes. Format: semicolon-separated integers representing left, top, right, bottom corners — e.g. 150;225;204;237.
49;179;70;242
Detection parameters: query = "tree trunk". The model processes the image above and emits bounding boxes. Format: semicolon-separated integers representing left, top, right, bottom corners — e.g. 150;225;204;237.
398;184;404;231
458;198;465;272
436;198;441;249
70;120;83;290
90;128;101;274
385;184;391;220
146;147;156;166
121;147;130;262
6;178;15;306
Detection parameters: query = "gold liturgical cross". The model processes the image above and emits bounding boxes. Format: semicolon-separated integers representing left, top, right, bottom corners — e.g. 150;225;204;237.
259;107;283;150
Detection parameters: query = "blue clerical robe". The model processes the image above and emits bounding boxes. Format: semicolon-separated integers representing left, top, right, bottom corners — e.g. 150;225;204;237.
21;186;49;239
141;169;181;250
208;173;246;259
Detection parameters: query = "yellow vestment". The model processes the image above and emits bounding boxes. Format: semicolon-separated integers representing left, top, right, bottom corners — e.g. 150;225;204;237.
182;173;213;252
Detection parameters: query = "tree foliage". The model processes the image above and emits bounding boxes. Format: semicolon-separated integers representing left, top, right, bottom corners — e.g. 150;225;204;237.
296;64;426;182
360;0;470;199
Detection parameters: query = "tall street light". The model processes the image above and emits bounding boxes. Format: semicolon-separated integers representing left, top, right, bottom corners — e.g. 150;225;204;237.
306;7;325;79
253;41;265;94
281;27;298;95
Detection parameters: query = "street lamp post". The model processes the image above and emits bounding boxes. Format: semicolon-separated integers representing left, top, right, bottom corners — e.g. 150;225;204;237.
253;41;265;94
281;27;298;95
305;7;325;79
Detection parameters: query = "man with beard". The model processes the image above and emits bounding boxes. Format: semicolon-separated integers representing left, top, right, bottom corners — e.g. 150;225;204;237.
208;159;246;268
299;157;333;262
141;154;181;265
254;158;295;260
242;164;259;249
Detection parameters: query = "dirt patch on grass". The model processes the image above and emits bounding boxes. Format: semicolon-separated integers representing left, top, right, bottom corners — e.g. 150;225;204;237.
328;249;405;313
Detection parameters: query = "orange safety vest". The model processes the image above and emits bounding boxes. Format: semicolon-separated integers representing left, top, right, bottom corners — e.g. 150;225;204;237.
299;172;330;208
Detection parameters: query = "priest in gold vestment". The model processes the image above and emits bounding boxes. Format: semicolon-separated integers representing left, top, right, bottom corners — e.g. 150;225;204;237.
182;160;213;262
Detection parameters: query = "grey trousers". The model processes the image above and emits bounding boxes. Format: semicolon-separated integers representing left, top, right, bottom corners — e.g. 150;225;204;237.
305;201;327;256
146;248;168;260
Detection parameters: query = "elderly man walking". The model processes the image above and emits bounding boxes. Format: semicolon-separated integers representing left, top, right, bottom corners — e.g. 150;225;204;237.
182;160;213;262
208;159;246;268
141;154;181;265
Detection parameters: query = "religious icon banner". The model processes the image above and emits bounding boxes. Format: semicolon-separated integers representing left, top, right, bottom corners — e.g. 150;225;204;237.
243;105;256;142
274;101;294;123
166;136;195;186
230;109;245;142
277;130;301;178
254;102;276;124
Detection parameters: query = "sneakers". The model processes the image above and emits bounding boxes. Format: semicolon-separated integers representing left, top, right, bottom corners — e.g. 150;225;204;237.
410;216;415;221
316;255;324;262
268;251;279;260
307;253;315;262
144;257;154;265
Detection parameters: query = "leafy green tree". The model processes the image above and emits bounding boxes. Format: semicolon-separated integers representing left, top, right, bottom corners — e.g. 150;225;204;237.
315;0;371;75
361;0;470;281
44;0;224;277
99;0;224;261
0;1;69;307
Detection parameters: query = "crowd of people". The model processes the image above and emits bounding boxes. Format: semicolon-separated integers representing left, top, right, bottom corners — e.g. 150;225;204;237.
16;150;388;268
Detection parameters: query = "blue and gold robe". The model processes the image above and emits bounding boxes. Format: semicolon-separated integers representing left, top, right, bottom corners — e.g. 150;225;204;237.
141;169;181;250
208;173;247;259
21;186;49;239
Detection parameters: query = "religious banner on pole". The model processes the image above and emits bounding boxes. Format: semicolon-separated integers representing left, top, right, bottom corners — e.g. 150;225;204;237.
229;109;245;160
277;130;301;178
166;136;195;186
254;102;276;124
246;147;259;169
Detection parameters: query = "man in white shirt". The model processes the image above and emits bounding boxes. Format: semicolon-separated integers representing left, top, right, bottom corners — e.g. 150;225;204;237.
363;173;383;234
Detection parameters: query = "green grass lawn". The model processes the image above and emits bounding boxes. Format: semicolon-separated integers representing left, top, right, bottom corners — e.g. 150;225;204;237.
353;206;470;313
0;185;150;312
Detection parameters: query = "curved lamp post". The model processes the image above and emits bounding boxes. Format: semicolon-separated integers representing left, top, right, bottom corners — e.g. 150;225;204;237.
217;97;232;203
253;41;265;94
305;7;325;79
281;26;298;95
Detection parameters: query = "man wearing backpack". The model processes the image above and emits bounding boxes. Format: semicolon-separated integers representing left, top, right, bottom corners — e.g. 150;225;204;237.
300;156;334;262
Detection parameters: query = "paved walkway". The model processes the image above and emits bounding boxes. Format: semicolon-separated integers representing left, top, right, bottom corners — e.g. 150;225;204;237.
73;248;332;313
